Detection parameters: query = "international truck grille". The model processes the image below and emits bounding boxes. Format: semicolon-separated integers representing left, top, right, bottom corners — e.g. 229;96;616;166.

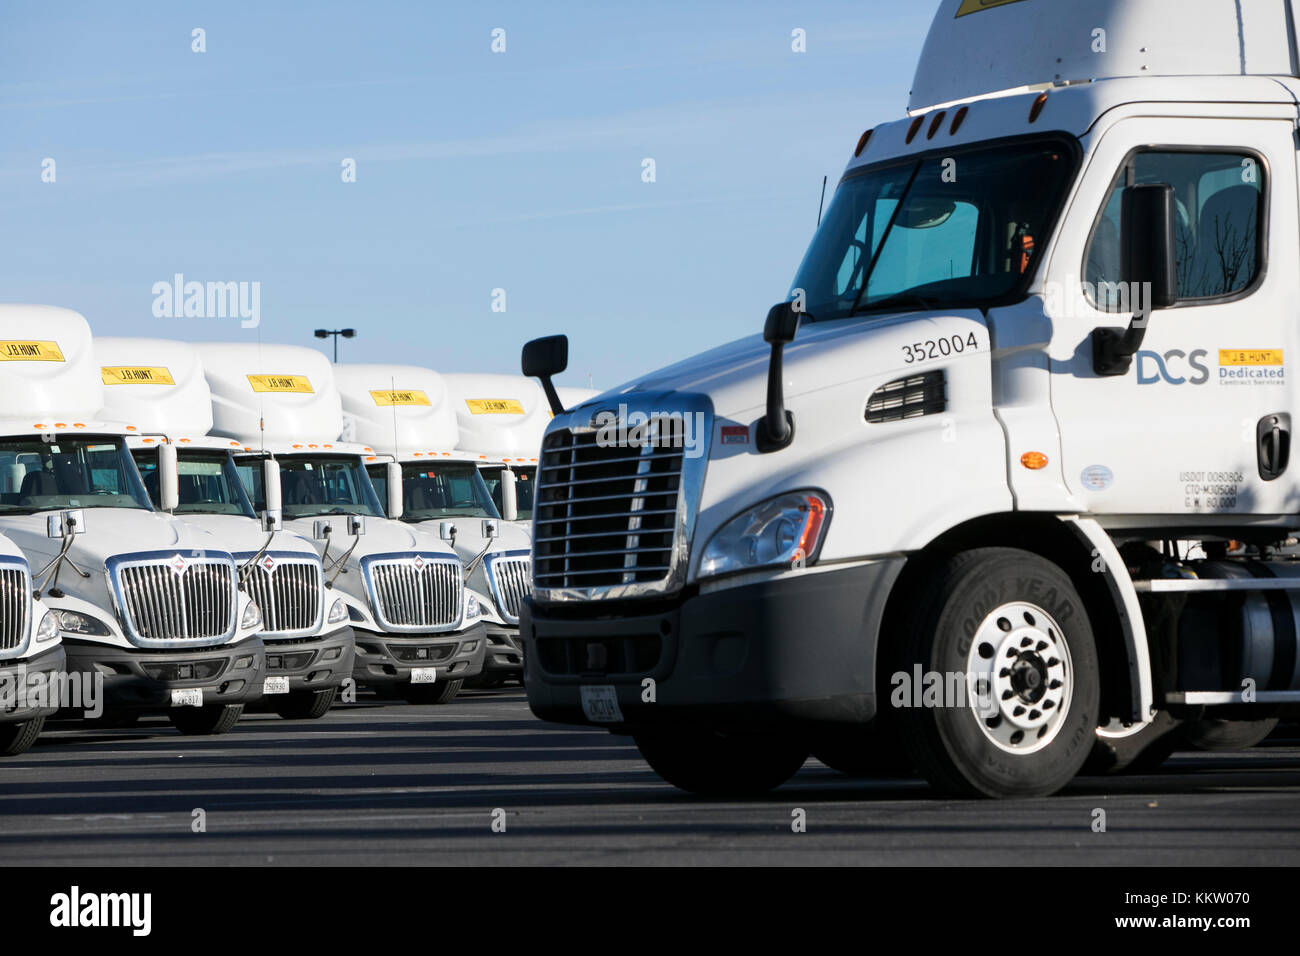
237;555;323;637
0;563;30;654
114;557;237;645
864;370;946;423
487;555;531;624
365;556;463;632
534;424;686;591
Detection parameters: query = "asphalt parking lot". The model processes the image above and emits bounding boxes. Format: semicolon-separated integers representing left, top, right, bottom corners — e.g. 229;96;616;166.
2;689;1297;866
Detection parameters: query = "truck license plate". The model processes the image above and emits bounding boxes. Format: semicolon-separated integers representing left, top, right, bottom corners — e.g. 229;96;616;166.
580;685;623;723
263;677;290;695
410;667;438;684
170;688;203;708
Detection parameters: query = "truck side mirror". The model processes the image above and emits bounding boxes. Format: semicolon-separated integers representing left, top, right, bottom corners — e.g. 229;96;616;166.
439;520;457;546
262;458;282;531
521;334;568;415
481;518;499;539
1093;183;1178;375
500;468;518;522
385;462;404;519
157;443;180;513
756;302;800;452
47;509;85;538
347;516;365;536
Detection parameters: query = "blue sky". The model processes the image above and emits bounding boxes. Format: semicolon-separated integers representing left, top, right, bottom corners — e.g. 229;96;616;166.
0;1;935;389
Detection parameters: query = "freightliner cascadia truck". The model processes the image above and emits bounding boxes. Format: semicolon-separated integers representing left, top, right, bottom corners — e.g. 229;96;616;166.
518;0;1300;797
198;343;487;704
96;337;355;719
334;363;532;686
0;306;266;735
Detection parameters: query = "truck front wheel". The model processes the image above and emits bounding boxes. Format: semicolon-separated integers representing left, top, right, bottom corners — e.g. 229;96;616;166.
633;731;808;796
0;716;45;755
168;703;244;736
894;548;1100;798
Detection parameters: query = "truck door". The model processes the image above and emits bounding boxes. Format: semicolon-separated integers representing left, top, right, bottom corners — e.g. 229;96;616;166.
1047;114;1299;518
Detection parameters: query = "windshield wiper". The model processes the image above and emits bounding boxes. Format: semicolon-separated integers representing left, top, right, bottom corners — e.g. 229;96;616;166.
852;292;938;316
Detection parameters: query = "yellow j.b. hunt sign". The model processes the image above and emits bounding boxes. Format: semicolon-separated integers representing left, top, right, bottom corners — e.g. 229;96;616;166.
247;374;313;393
0;341;64;362
370;389;431;407
101;366;175;385
465;398;524;415
1220;349;1283;366
956;0;1027;16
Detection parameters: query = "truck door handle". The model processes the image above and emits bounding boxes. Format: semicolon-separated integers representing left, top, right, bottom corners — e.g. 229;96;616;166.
1257;413;1291;481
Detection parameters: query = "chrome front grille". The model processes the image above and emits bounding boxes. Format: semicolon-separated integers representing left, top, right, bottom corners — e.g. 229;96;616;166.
532;395;711;602
365;555;463;632
237;554;323;638
112;553;237;647
487;554;531;624
0;562;30;656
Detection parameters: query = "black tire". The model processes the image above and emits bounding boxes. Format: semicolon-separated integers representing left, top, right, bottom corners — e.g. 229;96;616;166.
811;723;913;777
0;716;45;756
400;679;463;705
1182;717;1279;752
273;687;337;720
168;703;244;736
633;731;808;796
1082;711;1183;774
892;548;1101;798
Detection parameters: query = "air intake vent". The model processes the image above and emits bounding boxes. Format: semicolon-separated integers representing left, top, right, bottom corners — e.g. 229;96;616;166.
865;370;946;423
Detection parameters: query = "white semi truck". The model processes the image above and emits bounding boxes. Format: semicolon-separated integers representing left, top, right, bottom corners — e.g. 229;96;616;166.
96;337;355;719
0;535;63;755
198;343;487;704
441;373;552;527
519;0;1300;797
0;306;265;735
334;363;532;685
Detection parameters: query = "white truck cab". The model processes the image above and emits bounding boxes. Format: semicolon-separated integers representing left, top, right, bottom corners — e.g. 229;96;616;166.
334;363;532;685
96;337;355;719
441;373;552;529
518;0;1300;797
198;343;487;704
0;532;63;755
0;306;265;735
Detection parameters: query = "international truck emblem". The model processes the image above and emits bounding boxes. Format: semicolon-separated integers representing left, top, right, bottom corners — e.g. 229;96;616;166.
168;554;188;575
260;554;276;572
413;555;425;570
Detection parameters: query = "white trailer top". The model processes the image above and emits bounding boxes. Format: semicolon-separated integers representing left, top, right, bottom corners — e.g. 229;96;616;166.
0;305;111;426
95;336;215;437
440;372;549;462
334;363;460;456
198;342;345;444
910;0;1300;112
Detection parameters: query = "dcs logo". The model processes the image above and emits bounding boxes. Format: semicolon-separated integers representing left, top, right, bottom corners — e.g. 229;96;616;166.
1136;348;1209;385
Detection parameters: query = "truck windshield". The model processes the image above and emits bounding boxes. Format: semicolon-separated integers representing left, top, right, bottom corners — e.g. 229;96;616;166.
134;450;257;518
261;456;384;519
790;137;1078;320
479;464;535;521
368;461;501;521
0;436;153;512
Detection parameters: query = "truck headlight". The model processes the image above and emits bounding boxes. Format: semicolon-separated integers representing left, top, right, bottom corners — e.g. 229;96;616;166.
698;491;830;579
53;609;111;636
466;595;481;619
327;597;347;624
35;611;61;643
241;600;263;631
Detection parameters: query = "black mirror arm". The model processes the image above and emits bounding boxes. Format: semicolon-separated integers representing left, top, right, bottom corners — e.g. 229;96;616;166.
1092;308;1152;376
756;340;794;451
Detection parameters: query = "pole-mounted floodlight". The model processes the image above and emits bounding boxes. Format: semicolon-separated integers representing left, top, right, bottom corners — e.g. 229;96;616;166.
313;328;356;362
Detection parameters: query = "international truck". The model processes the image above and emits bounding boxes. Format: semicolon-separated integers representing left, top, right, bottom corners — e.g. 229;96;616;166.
0;534;63;755
198;343;487;704
96;337;355;719
0;306;265;735
518;0;1300;797
441;373;552;527
334;363;532;685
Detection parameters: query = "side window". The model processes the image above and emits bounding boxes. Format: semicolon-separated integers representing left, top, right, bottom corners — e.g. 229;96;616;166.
1084;150;1263;310
367;465;387;514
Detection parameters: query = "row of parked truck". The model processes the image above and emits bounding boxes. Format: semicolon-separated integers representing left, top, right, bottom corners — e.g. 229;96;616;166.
0;303;593;752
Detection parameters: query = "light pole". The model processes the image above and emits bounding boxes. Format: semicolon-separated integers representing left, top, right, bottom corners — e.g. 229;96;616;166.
314;328;355;363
